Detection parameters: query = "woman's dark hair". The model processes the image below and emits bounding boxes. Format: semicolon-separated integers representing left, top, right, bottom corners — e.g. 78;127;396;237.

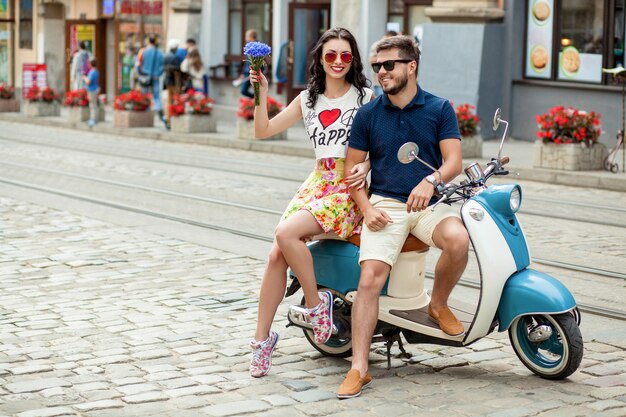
306;27;369;109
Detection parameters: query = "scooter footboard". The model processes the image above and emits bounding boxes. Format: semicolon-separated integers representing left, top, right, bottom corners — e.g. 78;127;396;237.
497;269;577;330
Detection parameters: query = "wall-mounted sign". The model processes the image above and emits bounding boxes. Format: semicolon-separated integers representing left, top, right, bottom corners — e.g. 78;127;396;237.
525;0;554;79
557;46;603;83
102;0;115;17
22;63;47;97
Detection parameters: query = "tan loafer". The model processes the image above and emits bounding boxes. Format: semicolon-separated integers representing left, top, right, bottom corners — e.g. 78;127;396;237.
337;369;373;399
428;305;464;336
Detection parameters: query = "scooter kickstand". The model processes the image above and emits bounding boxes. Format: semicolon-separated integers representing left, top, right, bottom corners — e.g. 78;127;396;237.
385;338;393;370
396;335;412;361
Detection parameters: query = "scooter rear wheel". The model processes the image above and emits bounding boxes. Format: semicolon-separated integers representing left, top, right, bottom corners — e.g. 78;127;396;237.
509;313;583;380
300;295;353;358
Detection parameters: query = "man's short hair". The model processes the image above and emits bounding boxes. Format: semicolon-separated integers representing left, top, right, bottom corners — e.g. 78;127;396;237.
186;38;196;45
148;35;157;45
376;35;421;70
90;58;97;67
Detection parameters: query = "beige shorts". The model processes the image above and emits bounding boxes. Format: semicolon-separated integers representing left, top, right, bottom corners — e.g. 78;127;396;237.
359;194;460;266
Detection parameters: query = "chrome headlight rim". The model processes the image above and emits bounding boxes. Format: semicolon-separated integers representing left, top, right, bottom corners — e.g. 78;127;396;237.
510;186;522;213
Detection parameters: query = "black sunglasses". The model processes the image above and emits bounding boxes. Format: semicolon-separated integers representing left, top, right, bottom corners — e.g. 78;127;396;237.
372;59;413;73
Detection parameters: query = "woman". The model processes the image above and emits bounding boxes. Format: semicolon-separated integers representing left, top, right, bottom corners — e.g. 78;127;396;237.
181;48;206;92
249;27;374;378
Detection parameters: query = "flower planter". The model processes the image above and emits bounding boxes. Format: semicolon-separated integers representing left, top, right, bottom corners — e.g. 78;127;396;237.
23;101;61;117
0;98;20;113
170;114;217;133
461;135;482;159
533;141;606;171
113;110;154;128
236;118;286;140
67;106;105;123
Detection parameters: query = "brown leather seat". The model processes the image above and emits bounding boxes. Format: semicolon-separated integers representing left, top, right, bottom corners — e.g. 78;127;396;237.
347;234;429;253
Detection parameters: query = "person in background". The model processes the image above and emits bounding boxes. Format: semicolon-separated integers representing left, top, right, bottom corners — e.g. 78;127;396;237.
368;31;398;97
83;58;100;127
139;35;165;124
239;29;257;98
181;48;206;93
71;41;91;91
176;38;196;61
163;38;183;129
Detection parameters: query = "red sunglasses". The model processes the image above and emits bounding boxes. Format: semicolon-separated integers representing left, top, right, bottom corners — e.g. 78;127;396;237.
324;51;353;64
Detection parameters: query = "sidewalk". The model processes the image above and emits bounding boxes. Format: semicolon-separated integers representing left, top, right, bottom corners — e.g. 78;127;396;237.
1;106;624;192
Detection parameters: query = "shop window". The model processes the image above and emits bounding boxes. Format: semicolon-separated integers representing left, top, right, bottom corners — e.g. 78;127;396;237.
614;0;625;68
19;0;32;49
524;0;618;85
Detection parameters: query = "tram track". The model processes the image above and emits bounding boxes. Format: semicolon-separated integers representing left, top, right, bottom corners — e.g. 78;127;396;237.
1;174;625;322
1;160;625;283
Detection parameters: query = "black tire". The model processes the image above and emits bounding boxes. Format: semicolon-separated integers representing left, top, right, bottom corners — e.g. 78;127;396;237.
509;313;583;380
300;294;352;358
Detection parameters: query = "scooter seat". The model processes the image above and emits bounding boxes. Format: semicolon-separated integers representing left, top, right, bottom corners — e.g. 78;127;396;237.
347;234;429;253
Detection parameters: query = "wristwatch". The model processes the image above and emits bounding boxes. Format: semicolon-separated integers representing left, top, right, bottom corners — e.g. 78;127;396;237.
425;174;439;188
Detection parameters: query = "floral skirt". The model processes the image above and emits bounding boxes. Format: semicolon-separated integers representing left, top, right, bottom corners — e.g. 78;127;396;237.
281;157;363;238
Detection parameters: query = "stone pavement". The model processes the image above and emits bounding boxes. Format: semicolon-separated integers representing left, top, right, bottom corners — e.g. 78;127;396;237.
2;197;626;417
0;107;624;193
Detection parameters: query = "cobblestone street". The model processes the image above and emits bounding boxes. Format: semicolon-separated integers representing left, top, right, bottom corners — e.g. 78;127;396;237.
1;197;625;417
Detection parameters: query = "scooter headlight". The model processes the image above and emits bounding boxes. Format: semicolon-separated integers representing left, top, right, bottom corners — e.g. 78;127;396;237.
510;186;522;213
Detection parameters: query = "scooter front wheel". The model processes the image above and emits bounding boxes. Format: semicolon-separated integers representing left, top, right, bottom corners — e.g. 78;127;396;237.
509;313;583;380
300;295;353;358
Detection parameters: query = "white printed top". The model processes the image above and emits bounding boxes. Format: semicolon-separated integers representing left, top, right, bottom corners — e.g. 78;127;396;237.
300;85;374;159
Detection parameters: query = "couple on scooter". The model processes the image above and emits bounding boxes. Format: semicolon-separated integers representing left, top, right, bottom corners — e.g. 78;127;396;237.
248;29;468;399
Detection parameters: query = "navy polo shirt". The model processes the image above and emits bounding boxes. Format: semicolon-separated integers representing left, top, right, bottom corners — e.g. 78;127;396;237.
349;86;460;204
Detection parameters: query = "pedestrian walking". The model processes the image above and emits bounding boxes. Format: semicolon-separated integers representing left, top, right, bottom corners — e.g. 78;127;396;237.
238;29;257;98
163;39;183;129
247;27;373;379
368;30;397;97
138;36;165;124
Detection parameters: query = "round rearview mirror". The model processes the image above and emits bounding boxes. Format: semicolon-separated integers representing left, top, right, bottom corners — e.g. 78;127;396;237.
493;108;502;131
397;142;419;164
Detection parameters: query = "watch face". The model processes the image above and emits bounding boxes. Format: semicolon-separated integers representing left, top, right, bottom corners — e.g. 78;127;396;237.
426;175;436;185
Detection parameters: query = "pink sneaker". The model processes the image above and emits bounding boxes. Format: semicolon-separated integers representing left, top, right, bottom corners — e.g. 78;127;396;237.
306;291;334;344
249;331;279;378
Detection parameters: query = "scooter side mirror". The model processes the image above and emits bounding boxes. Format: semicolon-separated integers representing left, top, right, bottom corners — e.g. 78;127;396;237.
398;142;419;164
493;108;502;131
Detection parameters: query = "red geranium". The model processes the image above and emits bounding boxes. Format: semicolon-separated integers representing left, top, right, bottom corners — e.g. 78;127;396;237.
453;103;480;137
26;86;60;103
169;90;215;117
113;90;152;112
236;96;284;120
0;83;15;100
64;89;90;107
535;106;602;146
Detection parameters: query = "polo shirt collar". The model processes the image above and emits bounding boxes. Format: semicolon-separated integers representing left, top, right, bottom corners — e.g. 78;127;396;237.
381;84;425;109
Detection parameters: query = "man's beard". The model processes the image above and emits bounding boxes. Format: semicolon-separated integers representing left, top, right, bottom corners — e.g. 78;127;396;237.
381;72;409;96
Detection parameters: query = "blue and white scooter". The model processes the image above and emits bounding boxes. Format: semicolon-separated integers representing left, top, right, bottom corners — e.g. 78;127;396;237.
286;109;583;380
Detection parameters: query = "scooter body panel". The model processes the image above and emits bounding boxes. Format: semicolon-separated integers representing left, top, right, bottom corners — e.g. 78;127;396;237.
461;198;518;343
497;268;577;330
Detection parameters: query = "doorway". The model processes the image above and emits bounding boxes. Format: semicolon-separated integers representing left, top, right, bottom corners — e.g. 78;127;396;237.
65;20;106;93
286;3;330;103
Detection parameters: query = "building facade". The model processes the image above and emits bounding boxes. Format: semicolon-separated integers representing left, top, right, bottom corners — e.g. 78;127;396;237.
2;0;622;146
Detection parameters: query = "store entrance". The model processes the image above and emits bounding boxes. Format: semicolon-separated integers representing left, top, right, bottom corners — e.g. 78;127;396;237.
65;20;106;93
286;3;331;103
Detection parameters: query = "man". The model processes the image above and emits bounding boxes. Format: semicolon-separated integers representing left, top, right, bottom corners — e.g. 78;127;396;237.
163;38;183;129
239;29;257;98
139;36;165;123
338;35;469;399
176;38;196;61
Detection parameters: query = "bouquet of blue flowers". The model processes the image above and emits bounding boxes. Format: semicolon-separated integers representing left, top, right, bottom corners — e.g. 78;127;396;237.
243;41;271;106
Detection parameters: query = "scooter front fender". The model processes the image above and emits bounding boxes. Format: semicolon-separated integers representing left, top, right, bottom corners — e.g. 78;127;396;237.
497;268;576;331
